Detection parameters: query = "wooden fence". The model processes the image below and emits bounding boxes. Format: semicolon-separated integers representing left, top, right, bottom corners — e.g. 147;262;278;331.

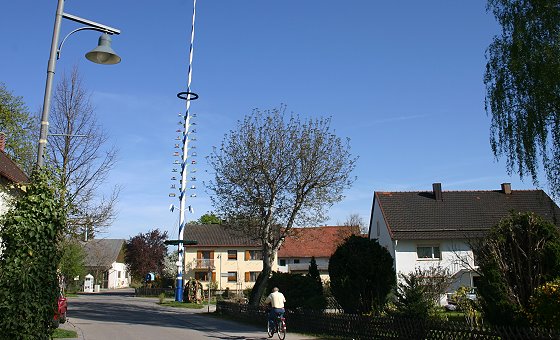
216;301;560;340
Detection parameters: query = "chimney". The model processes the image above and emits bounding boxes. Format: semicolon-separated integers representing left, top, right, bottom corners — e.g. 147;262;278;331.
501;182;512;194
433;183;443;201
0;132;5;152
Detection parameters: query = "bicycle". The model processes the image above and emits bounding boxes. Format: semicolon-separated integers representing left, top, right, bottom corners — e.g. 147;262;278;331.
267;312;286;339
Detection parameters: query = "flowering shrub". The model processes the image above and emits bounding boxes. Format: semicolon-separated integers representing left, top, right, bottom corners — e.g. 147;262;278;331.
528;279;560;329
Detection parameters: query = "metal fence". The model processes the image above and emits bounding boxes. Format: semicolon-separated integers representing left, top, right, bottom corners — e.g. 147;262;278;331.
216;301;560;340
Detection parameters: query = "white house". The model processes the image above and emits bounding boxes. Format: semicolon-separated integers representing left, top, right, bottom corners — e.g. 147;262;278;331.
83;239;131;289
369;182;560;304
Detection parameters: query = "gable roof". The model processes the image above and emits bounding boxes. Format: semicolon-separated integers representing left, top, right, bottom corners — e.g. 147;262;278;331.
0;150;28;183
278;226;361;258
375;188;560;240
83;239;125;268
183;224;260;247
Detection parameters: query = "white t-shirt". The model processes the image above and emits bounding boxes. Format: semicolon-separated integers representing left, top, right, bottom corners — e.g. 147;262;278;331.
265;291;286;308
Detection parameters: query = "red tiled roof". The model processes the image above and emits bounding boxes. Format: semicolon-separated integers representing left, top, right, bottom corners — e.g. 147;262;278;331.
278;226;361;258
375;189;560;240
0;150;28;183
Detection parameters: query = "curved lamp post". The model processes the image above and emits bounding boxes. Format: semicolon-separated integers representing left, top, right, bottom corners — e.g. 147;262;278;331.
37;0;121;167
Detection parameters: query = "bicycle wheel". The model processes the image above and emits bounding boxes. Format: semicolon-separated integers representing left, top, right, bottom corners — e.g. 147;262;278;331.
267;320;275;338
276;319;286;340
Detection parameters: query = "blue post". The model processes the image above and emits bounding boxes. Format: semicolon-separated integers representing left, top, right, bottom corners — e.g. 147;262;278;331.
176;275;183;302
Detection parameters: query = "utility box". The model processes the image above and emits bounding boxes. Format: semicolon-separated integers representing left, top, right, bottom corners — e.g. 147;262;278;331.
84;274;94;293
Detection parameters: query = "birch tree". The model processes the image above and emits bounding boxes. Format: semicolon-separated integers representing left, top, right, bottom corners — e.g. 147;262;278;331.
485;0;560;197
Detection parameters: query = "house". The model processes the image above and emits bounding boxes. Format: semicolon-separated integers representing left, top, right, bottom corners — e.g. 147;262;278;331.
82;239;130;289
277;225;361;281
0;133;28;217
369;182;560;304
183;224;278;291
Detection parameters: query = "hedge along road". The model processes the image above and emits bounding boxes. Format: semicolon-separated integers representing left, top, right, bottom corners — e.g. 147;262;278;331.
59;290;319;340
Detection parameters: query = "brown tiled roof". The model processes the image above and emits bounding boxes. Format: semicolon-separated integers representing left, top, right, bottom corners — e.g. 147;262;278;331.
0;150;28;183
278;226;361;258
375;189;560;240
183;224;260;247
83;239;125;268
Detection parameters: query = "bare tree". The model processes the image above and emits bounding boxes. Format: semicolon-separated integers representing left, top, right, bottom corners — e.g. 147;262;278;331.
342;213;367;234
208;106;357;305
47;67;119;238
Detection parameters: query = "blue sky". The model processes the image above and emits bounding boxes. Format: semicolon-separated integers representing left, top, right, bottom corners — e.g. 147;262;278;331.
1;1;546;239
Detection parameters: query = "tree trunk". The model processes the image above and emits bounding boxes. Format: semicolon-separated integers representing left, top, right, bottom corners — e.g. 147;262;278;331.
249;251;274;306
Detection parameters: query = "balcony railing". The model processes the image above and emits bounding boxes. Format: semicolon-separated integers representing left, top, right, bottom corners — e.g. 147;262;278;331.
195;259;215;269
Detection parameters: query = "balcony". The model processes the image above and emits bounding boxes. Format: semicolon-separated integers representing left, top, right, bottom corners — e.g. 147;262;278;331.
195;259;215;269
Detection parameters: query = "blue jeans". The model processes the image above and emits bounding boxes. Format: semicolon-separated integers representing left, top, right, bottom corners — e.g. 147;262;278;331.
268;308;285;326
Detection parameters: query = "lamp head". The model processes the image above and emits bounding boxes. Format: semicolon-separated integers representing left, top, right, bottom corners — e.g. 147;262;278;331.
85;33;121;65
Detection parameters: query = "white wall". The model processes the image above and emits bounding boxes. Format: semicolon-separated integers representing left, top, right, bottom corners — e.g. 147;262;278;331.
0;179;16;217
0;179;19;256
369;197;395;259
393;240;475;277
277;256;330;281
394;239;477;305
108;262;130;289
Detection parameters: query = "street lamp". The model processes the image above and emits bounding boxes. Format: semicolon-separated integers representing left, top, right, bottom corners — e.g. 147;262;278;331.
37;0;121;167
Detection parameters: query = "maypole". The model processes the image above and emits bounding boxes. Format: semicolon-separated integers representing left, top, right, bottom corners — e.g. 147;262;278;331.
173;0;199;302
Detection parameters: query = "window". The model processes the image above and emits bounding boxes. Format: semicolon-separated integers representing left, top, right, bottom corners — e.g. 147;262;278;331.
293;259;300;264
245;271;259;282
376;221;380;237
279;259;286;266
227;250;237;260
195;272;216;282
196;250;214;268
195;272;209;281
417;246;441;260
117;271;121;278
245;250;262;261
227;271;237;282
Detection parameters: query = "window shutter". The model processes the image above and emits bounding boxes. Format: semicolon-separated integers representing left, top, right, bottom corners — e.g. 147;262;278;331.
212;272;216;281
197;251;202;259
210;251;214;259
245;250;250;261
245;272;250;282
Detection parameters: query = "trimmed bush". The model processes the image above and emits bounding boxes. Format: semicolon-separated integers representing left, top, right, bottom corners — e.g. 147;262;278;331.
329;235;395;314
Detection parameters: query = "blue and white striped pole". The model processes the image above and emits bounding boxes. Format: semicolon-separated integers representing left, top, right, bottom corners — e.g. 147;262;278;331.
176;0;197;303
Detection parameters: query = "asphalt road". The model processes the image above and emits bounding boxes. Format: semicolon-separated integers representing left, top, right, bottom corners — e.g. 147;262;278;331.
60;290;320;340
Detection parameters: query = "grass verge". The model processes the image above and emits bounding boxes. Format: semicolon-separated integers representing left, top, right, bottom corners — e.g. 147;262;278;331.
52;328;78;338
159;301;205;309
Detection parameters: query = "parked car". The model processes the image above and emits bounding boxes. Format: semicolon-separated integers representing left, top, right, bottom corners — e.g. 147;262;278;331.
53;292;68;328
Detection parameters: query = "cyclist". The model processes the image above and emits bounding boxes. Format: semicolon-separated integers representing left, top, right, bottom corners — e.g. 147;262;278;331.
264;287;286;330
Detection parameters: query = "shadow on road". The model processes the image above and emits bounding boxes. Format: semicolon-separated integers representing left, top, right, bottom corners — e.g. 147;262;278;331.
68;298;272;339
